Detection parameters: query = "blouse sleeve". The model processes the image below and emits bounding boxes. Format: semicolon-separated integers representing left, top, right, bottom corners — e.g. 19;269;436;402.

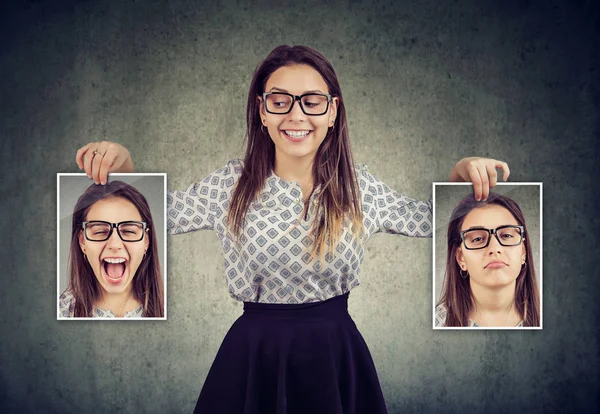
357;165;432;238
167;160;240;235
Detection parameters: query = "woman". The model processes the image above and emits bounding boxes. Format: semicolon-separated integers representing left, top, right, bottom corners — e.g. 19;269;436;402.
435;192;540;327
76;45;509;412
59;180;164;318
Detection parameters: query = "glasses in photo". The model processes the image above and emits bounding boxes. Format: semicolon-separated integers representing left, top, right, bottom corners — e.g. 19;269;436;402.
82;221;148;242
460;225;525;250
263;92;332;116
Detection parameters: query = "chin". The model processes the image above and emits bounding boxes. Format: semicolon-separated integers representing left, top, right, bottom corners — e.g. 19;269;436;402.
478;277;518;289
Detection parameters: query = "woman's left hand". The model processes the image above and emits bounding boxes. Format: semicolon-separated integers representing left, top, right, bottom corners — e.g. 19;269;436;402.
449;157;510;201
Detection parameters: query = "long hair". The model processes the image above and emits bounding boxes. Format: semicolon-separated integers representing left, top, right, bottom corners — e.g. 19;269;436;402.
228;45;363;258
438;192;540;327
66;181;164;317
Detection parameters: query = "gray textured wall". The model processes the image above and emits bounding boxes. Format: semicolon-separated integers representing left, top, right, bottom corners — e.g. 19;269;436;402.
1;0;598;413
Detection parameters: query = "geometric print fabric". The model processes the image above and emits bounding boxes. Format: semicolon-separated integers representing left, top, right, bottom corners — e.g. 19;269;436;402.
167;159;432;304
434;304;525;327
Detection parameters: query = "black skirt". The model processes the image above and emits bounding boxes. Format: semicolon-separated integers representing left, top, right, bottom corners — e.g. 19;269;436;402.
193;292;389;414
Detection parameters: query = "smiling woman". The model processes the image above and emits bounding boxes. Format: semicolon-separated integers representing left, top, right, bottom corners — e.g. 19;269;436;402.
59;180;164;318
74;45;513;413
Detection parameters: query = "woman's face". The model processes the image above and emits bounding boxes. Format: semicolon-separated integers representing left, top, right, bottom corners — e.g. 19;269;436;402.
260;64;338;163
456;204;526;289
79;197;149;296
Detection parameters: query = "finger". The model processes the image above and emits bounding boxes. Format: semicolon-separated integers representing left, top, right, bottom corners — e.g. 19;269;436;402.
486;162;498;189
91;149;106;184
76;142;95;170
466;163;483;201
497;161;510;181
82;143;98;177
99;149;118;185
477;163;490;200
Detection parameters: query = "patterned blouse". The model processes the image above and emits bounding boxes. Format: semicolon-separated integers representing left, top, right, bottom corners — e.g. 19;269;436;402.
167;159;432;303
59;290;144;318
435;304;525;327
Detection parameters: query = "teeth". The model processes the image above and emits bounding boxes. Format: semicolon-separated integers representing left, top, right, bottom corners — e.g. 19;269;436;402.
285;130;310;138
104;258;126;264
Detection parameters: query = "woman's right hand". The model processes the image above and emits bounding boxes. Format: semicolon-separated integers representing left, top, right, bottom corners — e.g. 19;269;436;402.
76;141;135;185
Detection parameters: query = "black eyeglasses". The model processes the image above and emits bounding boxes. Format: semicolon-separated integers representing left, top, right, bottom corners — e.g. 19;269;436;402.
460;225;525;250
263;92;332;116
82;221;148;242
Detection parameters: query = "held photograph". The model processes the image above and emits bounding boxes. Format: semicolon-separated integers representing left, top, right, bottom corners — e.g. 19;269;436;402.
57;173;167;319
433;183;542;329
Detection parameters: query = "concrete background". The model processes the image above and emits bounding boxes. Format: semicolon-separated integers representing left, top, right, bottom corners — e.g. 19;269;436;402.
1;0;598;413
57;174;166;308
433;184;541;317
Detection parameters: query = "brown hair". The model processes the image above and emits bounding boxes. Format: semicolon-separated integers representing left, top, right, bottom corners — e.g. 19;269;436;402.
227;45;363;258
66;181;164;317
438;192;540;326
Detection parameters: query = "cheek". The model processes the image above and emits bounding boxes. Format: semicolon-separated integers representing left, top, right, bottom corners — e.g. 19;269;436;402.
462;252;480;269
128;246;146;266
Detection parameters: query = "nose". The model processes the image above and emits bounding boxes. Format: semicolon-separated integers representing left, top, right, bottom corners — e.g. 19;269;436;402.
287;98;307;121
106;228;124;249
486;234;504;254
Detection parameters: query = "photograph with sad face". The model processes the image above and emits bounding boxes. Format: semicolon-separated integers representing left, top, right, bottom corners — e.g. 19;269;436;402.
433;184;542;329
58;176;165;318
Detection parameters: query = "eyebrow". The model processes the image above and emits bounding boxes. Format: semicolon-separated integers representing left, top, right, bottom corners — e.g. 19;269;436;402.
463;224;518;231
268;87;326;94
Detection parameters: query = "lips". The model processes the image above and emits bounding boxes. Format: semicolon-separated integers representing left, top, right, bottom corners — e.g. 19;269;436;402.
102;257;128;284
485;260;508;269
282;130;312;142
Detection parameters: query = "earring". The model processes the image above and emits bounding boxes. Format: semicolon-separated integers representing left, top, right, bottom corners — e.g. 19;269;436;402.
83;253;88;262
143;251;147;260
260;124;267;134
460;269;469;279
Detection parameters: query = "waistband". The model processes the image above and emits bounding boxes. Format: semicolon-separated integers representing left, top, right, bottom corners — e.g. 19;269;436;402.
243;292;350;318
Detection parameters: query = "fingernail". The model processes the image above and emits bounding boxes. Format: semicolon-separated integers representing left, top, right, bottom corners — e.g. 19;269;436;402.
101;180;105;185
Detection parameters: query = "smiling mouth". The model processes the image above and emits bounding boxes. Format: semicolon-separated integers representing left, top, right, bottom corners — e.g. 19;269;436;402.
102;258;128;283
282;130;312;140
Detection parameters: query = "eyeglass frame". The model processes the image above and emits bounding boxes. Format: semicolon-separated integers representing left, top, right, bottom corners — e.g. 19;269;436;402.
262;92;333;116
459;225;526;250
82;220;149;242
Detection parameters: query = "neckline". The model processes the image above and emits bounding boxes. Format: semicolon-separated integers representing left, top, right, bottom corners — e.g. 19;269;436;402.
94;304;143;318
266;170;322;200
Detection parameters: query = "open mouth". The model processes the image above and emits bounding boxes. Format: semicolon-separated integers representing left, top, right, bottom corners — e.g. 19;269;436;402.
282;130;312;142
102;257;128;284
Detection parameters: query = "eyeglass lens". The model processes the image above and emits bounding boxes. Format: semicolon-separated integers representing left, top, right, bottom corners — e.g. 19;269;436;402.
463;226;522;249
85;222;145;241
265;93;329;115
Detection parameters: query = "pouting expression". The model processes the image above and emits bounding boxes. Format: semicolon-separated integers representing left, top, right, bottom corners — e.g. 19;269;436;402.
456;204;526;289
260;64;338;163
79;197;149;296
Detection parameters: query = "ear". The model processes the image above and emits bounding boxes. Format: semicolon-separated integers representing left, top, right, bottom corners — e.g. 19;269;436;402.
144;229;150;252
455;247;467;271
258;96;266;121
521;238;526;264
78;230;86;254
329;97;339;127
